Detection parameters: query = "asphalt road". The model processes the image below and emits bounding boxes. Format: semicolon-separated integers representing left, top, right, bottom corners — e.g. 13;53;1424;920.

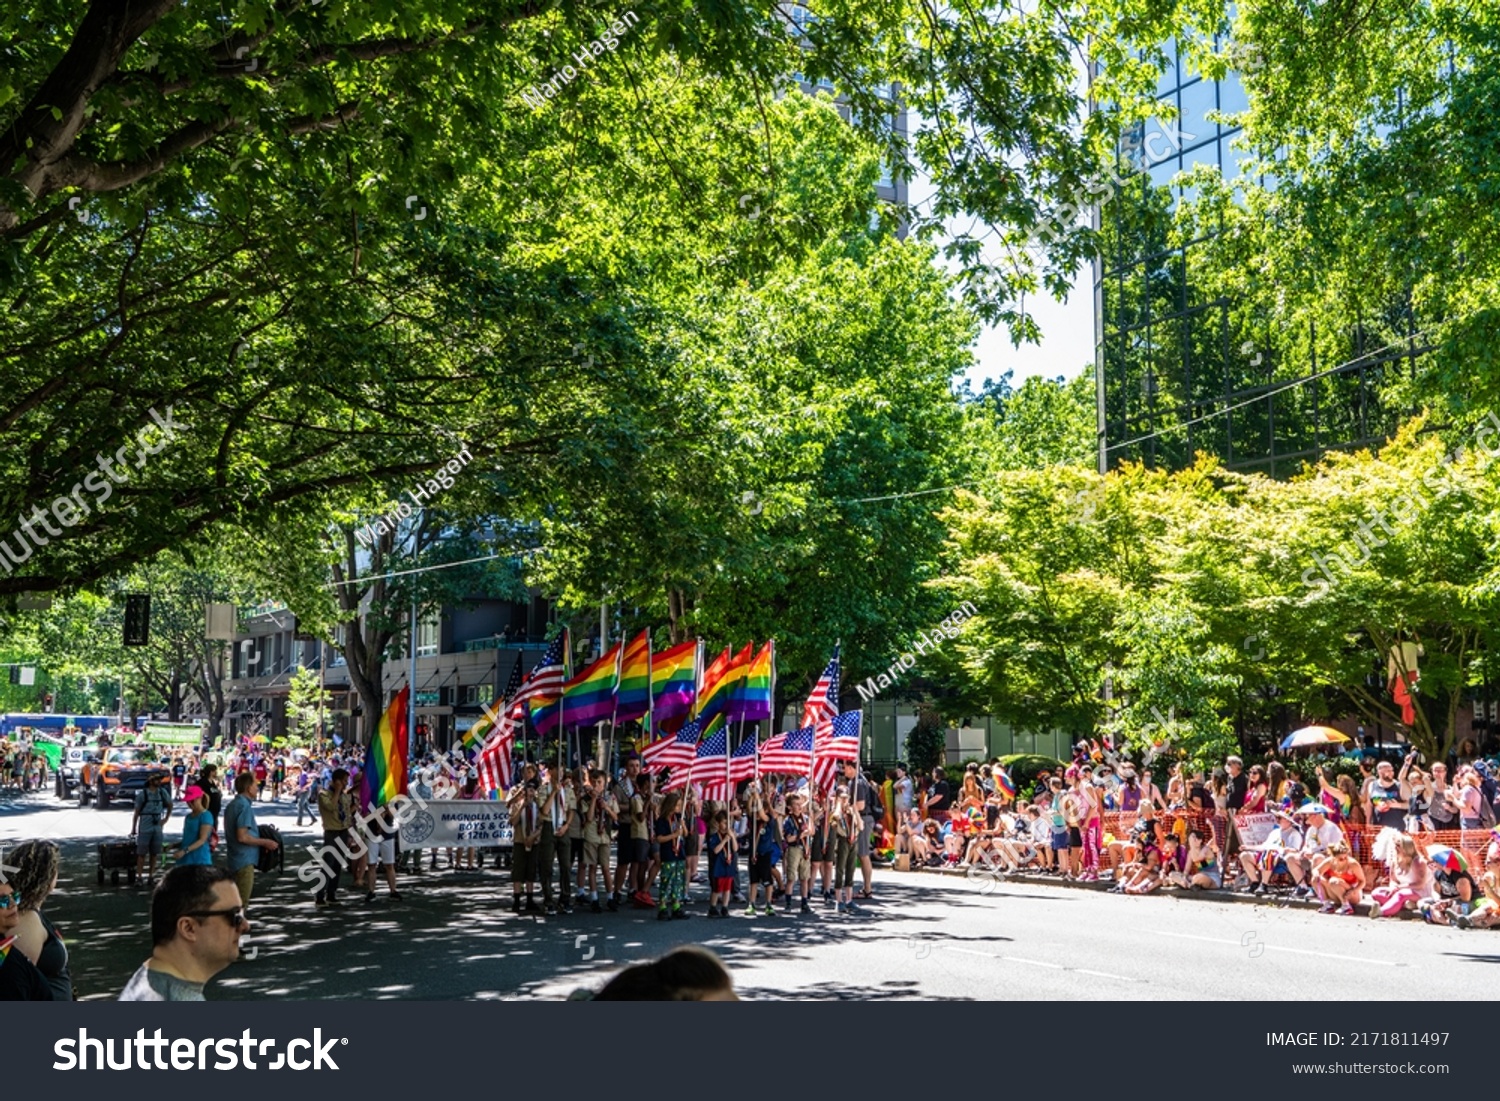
2;790;1494;1000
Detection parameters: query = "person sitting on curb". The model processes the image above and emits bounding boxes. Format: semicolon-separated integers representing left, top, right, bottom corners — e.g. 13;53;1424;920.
1368;834;1431;918
1315;842;1364;915
1418;855;1479;927
119;866;249;1002
1118;837;1170;895
1285;803;1345;899
1184;829;1223;890
1107;804;1160;880
1237;808;1302;895
1452;843;1500;929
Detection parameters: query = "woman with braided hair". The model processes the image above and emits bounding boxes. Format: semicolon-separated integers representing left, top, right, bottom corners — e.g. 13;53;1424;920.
5;839;68;1000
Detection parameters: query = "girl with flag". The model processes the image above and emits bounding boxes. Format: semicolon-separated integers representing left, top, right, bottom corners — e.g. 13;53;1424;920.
654;793;691;921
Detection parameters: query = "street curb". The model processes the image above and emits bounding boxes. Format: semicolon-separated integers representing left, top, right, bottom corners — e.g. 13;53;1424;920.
900;864;1425;922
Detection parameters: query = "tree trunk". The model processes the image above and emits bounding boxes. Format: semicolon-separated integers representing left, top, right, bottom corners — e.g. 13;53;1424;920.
331;525;400;745
666;586;685;644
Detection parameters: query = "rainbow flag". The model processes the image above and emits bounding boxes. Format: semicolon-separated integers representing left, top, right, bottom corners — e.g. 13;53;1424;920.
699;648;750;726
360;684;409;810
651;639;698;721
614;630;652;723
460;712;493;752
692;645;733;722
561;642;621;726
727;640;774;722
994;767;1015;799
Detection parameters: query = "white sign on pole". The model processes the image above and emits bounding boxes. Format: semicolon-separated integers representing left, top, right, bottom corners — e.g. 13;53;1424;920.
398;799;513;849
205;603;236;641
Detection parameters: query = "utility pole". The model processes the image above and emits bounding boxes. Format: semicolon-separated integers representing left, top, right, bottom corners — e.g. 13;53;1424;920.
408;595;418;756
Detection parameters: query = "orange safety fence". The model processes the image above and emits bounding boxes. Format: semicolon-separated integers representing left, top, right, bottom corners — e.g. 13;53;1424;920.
1095;810;1492;880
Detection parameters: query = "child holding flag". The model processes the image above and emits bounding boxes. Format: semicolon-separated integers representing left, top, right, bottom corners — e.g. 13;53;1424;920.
706;808;737;918
654;793;690;920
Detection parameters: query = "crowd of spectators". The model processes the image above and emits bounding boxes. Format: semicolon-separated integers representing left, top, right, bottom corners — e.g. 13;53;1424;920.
890;747;1500;928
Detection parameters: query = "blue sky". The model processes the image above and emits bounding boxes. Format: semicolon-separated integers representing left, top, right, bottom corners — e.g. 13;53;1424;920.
904;146;1095;394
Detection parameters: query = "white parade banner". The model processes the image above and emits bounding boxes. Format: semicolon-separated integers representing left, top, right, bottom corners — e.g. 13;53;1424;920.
1235;812;1278;847
398;799;513;849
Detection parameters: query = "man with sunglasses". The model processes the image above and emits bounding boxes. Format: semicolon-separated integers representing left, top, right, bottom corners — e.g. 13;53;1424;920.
120;865;249;1001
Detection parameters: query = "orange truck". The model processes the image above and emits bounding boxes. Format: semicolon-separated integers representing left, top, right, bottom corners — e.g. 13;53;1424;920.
79;745;171;809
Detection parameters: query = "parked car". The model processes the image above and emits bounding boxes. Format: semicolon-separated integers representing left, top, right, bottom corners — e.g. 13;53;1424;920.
56;745;100;800
79;745;170;809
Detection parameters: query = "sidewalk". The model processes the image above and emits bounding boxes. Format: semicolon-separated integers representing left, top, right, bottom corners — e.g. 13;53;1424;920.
893;861;1427;921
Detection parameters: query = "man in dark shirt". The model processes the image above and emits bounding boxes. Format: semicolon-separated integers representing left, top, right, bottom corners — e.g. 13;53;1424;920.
928;767;951;816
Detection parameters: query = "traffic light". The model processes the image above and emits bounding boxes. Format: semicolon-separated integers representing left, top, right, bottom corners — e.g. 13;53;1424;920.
124;593;151;646
43;692;54;712
7;666;17;685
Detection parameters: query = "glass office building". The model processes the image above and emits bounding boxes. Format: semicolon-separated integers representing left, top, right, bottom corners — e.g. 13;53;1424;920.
1093;36;1422;476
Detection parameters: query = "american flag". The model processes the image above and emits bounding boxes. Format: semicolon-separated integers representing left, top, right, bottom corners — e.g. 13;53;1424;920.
642;719;700;774
812;709;862;791
801;646;840;728
759;726;814;774
474;659;524;792
727;736;759;784
512;634;568;707
686;724;730;800
476;698;521;793
474;644;557;793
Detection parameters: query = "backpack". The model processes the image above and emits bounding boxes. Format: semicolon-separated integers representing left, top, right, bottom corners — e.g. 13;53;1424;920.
867;780;885;819
1480;791;1497;829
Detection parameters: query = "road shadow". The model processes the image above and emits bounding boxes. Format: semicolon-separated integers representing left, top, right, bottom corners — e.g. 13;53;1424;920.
31;831;1033;1000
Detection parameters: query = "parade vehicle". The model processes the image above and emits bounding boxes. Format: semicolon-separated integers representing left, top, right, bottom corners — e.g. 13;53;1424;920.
79;745;171;809
56;744;102;799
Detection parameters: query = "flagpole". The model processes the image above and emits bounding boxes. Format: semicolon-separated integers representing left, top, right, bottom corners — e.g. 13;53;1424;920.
630;632;652;777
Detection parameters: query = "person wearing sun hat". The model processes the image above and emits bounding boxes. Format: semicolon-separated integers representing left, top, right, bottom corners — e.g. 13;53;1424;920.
174;785;215;867
1286;802;1344;898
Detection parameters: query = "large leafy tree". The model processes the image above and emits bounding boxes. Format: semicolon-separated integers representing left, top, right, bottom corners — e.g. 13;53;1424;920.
0;0;1175;601
937;414;1500;762
31;547;261;736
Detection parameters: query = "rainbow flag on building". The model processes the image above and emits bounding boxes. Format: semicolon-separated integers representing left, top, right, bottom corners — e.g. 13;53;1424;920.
560;642;621;726
614;630;652;723
727;640;774;722
360;684;409;810
651;639;699;721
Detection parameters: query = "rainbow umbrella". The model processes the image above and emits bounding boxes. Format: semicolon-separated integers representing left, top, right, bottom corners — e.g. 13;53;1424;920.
1426;845;1468;873
1279;725;1351;751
